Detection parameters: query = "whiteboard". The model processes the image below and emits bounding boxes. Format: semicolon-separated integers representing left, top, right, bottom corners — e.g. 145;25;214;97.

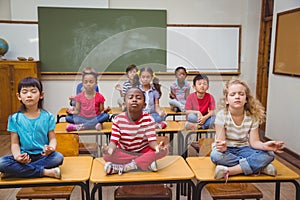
167;25;241;72
0;23;39;60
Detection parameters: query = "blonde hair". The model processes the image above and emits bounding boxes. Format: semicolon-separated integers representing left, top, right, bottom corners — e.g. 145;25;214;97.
218;79;265;124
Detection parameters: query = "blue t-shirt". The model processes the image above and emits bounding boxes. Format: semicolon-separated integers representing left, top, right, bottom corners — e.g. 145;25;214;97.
7;109;56;155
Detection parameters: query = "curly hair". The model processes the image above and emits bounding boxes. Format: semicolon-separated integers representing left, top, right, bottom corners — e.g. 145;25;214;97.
218;79;266;124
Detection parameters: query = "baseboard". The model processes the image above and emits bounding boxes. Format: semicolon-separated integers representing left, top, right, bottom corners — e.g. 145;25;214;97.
263;136;300;169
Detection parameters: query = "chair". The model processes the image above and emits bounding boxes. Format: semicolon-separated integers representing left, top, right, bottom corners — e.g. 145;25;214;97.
16;133;82;200
114;136;172;200
195;138;263;200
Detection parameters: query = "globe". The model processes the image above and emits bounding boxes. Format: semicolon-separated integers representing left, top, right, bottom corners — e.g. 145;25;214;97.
0;38;9;57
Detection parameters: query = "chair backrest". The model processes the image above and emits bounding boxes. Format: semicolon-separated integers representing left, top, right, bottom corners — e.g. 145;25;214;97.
56;133;79;157
198;138;214;157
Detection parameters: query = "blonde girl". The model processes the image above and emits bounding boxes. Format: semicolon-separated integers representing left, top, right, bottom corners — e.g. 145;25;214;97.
211;79;284;181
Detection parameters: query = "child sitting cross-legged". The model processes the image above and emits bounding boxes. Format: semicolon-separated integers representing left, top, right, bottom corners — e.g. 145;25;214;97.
102;87;168;175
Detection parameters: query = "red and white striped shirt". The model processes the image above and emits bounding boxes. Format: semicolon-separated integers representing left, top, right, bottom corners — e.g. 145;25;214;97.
110;112;157;152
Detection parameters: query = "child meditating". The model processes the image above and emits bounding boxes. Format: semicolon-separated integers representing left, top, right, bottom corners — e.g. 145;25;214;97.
139;67;167;129
66;67;110;131
115;64;139;110
211;79;284;181
0;77;64;178
169;66;190;112
185;74;216;130
102;87;168;175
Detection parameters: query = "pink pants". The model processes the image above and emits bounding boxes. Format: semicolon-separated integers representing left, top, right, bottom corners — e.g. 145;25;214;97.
103;147;168;170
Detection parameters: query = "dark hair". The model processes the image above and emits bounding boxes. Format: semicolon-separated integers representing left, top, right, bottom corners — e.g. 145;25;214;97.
126;64;137;73
132;74;140;88
175;66;187;75
193;74;209;86
139;67;162;97
125;87;146;102
82;67;98;80
17;77;44;112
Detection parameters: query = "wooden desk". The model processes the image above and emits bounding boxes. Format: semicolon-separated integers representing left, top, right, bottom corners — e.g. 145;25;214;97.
90;156;195;200
156;121;183;155
186;157;300;200
0;156;93;200
162;107;185;121
178;121;216;158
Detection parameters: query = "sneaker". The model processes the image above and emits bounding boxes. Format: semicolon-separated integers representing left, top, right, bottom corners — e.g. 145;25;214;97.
53;167;61;179
124;160;138;172
66;124;85;132
261;163;277;176
148;161;158;172
104;162;124;175
214;165;229;182
95;123;102;131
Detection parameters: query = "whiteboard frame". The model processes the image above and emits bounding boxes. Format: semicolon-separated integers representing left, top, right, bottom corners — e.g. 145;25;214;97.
167;24;241;73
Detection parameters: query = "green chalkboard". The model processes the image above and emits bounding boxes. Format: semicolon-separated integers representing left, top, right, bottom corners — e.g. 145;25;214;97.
38;7;167;73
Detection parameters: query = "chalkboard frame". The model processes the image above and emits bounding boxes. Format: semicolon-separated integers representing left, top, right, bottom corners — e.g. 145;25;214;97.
38;7;167;74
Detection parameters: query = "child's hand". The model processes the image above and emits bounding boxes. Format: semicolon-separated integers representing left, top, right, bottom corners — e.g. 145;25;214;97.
158;109;166;117
66;106;75;114
215;140;227;152
15;153;31;164
155;141;168;153
104;106;111;113
115;84;122;91
169;91;176;99
41;145;55;156
264;141;284;153
69;96;75;100
101;144;114;155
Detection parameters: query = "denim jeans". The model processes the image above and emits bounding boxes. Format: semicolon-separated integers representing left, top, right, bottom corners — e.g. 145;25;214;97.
66;112;110;129
210;146;275;175
150;113;166;123
0;152;64;178
187;113;216;129
169;98;185;111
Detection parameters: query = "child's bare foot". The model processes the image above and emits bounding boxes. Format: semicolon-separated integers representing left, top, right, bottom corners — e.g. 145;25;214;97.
43;167;61;179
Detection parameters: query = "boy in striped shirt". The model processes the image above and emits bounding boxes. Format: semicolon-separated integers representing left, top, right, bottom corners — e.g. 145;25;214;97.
102;87;168;175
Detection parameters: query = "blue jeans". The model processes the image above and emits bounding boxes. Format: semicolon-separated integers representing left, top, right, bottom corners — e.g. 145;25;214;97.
66;112;109;129
187;113;216;129
210;146;275;175
151;113;166;123
0;152;64;178
169;98;185;111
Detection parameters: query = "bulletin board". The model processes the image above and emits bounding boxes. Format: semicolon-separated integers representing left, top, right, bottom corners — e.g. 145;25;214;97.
273;8;300;77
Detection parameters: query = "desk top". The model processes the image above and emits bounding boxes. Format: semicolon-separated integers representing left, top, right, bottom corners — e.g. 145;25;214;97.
90;156;194;184
55;122;113;134
186;157;299;182
0;156;93;185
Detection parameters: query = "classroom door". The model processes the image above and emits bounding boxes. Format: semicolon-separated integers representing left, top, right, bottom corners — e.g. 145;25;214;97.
256;0;273;132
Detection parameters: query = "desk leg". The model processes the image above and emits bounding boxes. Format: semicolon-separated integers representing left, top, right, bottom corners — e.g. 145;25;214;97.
91;184;101;200
195;182;207;200
275;181;280;200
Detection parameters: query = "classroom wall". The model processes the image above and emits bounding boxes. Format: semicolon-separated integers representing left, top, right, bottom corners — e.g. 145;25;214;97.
0;0;261;113
265;0;300;154
5;0;289;150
